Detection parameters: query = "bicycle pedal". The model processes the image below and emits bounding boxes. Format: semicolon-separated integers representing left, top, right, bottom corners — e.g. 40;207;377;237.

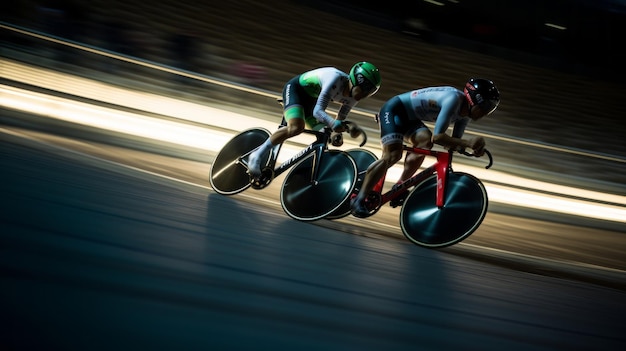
389;194;407;208
249;168;273;189
389;200;402;208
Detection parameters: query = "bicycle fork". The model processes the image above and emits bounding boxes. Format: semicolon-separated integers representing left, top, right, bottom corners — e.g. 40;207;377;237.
306;146;325;186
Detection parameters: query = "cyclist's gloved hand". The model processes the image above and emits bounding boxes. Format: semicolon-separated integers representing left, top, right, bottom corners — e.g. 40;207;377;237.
347;123;362;138
468;136;486;156
329;119;346;133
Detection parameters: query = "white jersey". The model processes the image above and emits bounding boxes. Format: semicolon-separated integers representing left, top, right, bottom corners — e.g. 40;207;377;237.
398;86;469;137
299;67;357;124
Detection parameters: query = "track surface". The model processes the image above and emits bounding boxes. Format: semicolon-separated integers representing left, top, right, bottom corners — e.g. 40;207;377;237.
1;117;625;350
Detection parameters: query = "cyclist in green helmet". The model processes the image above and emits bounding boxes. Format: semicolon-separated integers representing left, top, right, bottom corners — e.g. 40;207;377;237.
248;62;381;176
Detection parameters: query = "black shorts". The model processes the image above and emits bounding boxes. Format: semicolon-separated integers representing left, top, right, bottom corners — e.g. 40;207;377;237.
378;96;426;146
282;76;319;128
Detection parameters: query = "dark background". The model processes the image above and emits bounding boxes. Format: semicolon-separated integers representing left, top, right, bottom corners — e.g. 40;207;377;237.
306;0;626;74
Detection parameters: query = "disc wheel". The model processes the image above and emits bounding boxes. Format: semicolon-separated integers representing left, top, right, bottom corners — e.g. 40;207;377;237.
280;150;357;221
400;172;488;248
209;128;270;195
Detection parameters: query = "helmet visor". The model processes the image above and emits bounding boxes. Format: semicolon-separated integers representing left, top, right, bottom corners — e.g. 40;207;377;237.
477;99;499;116
357;78;377;97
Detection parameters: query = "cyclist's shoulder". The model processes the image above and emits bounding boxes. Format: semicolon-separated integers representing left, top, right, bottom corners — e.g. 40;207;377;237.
302;67;346;80
414;86;462;95
405;86;463;102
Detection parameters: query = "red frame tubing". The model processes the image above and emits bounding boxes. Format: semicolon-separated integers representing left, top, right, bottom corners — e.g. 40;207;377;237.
434;151;450;207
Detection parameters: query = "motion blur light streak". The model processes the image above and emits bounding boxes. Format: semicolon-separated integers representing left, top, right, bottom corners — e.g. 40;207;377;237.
1;87;625;224
6;57;623;163
1;86;231;151
488;184;626;223
1;58;288;131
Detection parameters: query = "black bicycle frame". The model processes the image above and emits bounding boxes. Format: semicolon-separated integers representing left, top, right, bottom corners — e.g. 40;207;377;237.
264;128;330;182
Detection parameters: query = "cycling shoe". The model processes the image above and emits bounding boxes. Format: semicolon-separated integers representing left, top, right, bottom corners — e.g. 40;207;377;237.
247;149;263;176
389;184;408;208
350;197;370;218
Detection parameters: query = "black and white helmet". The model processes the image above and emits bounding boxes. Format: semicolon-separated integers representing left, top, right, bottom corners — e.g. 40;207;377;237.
464;78;500;116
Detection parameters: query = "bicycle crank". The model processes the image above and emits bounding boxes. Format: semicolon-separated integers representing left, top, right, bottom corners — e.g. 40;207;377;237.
250;168;273;189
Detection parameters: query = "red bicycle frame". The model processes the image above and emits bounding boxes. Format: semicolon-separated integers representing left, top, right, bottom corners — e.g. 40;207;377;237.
372;147;451;208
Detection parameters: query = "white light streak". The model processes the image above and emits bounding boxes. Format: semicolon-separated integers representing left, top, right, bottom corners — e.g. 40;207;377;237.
424;0;445;6
1;60;625;224
545;23;567;30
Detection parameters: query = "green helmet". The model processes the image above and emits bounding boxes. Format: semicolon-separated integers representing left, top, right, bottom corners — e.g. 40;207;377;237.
349;61;381;97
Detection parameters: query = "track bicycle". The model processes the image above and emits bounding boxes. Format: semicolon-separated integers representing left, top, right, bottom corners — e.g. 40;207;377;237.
354;146;493;248
209;114;368;222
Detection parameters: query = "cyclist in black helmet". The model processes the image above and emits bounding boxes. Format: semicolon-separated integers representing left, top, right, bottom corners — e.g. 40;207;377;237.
351;78;500;218
247;62;381;176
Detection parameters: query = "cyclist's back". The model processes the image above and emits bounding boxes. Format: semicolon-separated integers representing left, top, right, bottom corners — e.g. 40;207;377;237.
396;87;467;135
294;67;357;130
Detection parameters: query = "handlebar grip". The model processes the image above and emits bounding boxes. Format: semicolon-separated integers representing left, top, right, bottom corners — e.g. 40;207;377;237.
358;129;367;147
483;149;493;169
458;148;493;169
343;121;368;147
348;125;362;138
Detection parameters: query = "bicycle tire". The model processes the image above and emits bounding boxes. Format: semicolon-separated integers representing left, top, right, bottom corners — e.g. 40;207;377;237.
400;172;488;248
280;150;357;221
325;148;378;219
209;128;271;195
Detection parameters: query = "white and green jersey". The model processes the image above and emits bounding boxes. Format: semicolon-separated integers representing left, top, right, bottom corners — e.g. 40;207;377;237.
298;67;357;125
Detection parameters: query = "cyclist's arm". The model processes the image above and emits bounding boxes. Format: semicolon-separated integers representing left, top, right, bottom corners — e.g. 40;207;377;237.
432;133;467;150
336;103;353;121
433;127;485;154
313;81;352;131
451;117;468;138
312;91;335;127
431;95;462;149
452;117;485;154
431;96;483;152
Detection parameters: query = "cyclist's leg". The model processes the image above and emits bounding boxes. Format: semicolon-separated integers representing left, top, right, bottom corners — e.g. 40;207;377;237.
363;143;403;194
400;172;488;248
249;78;306;175
398;125;431;182
351;98;405;217
270;112;306;144
389;125;431;207
326;148;377;219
